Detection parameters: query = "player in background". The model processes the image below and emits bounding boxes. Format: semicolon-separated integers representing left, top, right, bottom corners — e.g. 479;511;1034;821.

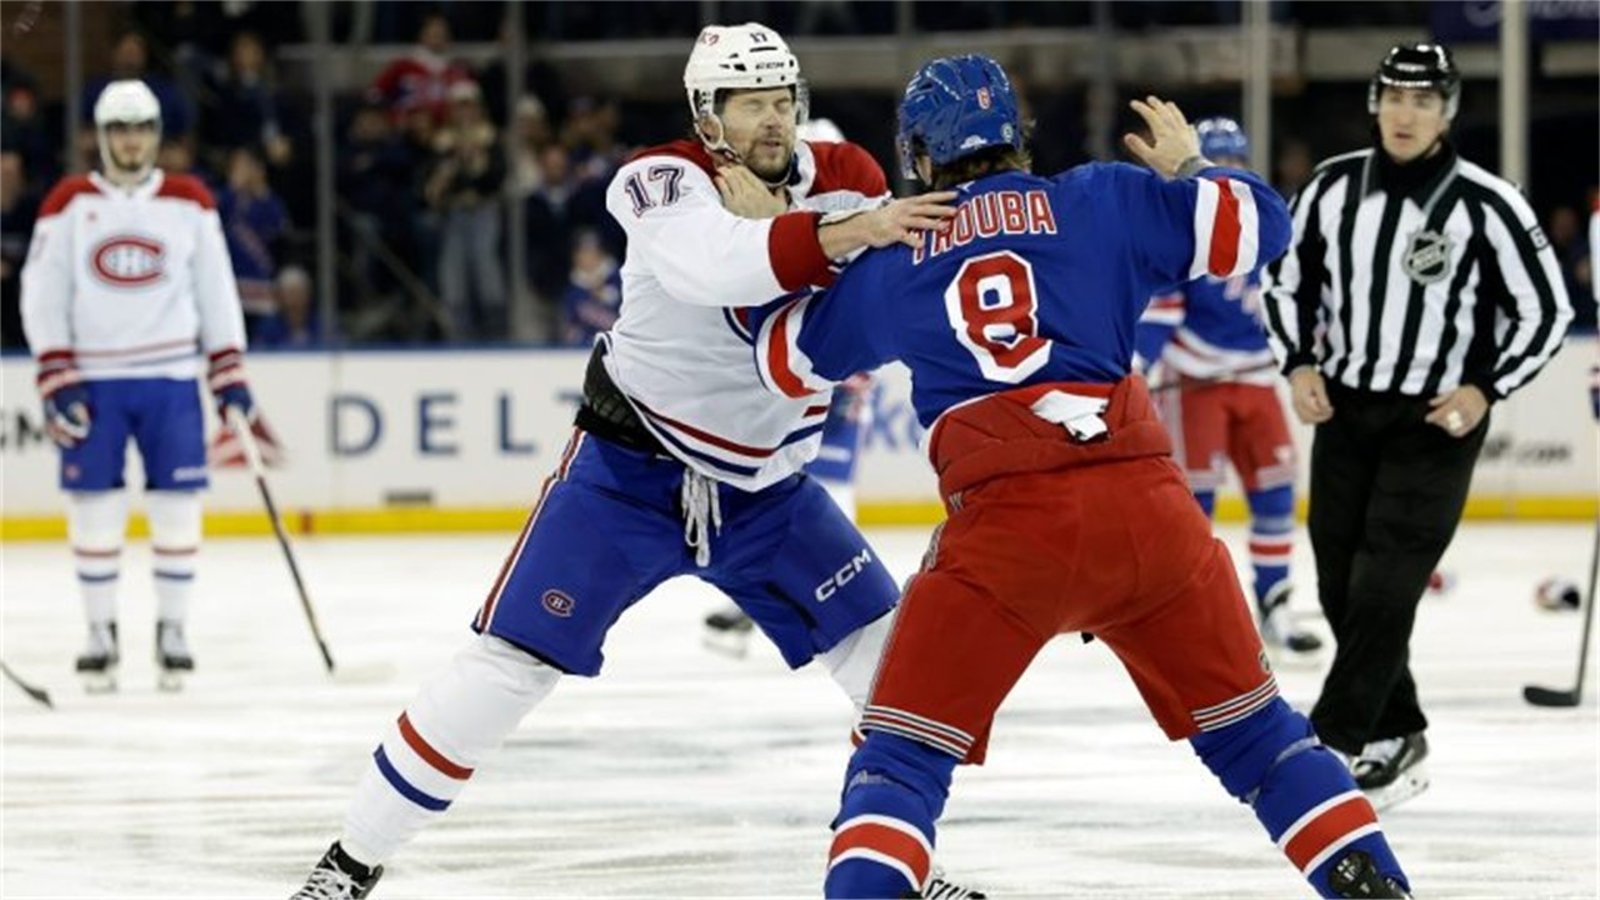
291;24;976;900
702;115;874;657
20;80;260;692
752;56;1410;898
1134;117;1322;657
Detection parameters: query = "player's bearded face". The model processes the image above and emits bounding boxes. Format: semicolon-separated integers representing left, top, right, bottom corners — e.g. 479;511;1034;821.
106;122;158;173
717;88;797;182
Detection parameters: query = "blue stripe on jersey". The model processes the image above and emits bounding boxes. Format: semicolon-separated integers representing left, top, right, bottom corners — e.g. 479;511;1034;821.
645;423;764;478
373;745;450;812
77;572;119;583
154;570;196;581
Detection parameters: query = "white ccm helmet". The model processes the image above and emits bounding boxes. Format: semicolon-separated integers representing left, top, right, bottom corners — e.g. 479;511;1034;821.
93;79;162;178
683;22;806;158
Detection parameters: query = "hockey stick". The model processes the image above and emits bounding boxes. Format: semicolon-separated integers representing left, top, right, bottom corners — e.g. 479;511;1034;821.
1;658;53;708
229;407;336;674
1523;413;1600;708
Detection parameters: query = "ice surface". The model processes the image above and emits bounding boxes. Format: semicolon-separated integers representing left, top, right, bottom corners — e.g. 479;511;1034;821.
2;524;1596;898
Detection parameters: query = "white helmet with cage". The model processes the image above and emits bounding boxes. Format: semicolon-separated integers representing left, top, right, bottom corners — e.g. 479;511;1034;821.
683;22;807;156
93;79;162;178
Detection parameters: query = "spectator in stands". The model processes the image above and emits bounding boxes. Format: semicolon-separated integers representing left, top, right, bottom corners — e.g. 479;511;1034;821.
1;62;53;183
522;141;575;312
218;146;291;341
560;230;621;346
507;95;555;198
369;12;474;126
82;31;195;138
561;96;628;258
202;32;294;169
1549;205;1596;332
254;266;321;347
1;151;38;348
340;103;421;311
478;15;569;131
424;80;507;341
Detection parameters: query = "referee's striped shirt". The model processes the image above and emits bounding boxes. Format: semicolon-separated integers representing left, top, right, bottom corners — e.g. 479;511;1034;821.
1261;145;1573;400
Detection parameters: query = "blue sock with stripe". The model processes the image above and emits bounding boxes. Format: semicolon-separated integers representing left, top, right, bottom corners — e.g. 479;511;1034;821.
1245;485;1294;605
1191;699;1408;897
826;733;955;898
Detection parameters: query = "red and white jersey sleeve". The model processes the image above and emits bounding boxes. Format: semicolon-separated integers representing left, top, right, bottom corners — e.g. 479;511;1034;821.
603;142;833;308
20;170;246;381
602;139;890;491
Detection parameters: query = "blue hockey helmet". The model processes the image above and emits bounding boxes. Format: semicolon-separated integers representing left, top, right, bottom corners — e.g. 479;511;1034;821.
1194;116;1249;162
897;54;1023;181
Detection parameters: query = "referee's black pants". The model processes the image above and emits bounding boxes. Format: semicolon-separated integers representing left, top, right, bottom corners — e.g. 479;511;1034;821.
1306;384;1488;756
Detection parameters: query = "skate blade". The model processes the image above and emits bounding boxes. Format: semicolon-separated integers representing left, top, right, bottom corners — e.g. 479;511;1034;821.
79;671;118;694
157;669;189;693
1363;765;1430;812
701;629;751;659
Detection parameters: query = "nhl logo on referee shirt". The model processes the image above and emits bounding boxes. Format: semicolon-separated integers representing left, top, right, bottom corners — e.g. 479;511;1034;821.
1402;229;1454;285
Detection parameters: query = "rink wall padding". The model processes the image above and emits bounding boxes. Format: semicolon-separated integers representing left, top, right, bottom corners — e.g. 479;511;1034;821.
2;339;1595;540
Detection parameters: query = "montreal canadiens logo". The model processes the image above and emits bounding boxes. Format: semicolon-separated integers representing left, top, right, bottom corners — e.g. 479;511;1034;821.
542;590;576;618
91;235;166;288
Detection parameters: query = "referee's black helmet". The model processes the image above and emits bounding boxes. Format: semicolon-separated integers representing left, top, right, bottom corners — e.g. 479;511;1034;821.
1367;43;1461;120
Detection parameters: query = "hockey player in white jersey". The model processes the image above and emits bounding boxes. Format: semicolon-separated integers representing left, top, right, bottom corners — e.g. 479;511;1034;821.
20;80;260;692
292;23;971;899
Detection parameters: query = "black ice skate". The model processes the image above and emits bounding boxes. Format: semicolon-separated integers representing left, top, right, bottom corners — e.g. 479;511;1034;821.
290;841;383;900
75;621;119;693
1353;732;1429;811
1257;583;1323;655
1326;848;1412;898
156;620;195;692
702;603;755;658
904;868;987;899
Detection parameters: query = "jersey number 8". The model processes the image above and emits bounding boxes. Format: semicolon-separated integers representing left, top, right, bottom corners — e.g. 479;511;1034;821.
943;250;1052;383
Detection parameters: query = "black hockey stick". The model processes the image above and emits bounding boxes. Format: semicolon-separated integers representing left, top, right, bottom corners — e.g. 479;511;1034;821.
1;659;53;708
229;408;337;674
1524;412;1600;708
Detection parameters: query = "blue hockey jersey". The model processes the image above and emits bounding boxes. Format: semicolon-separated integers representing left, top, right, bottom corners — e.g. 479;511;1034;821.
754;163;1291;427
1134;271;1278;383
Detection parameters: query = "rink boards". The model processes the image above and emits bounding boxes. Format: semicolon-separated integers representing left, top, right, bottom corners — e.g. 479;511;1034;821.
1;336;1594;537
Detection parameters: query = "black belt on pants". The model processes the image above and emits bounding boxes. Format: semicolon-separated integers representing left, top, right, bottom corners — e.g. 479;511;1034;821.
573;342;669;456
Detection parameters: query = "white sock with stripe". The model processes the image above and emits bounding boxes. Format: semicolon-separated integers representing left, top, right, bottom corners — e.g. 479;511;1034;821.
68;491;129;625
147;490;201;622
341;635;561;866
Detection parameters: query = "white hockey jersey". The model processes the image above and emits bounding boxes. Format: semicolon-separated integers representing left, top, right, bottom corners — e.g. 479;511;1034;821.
21;170;247;382
602;138;890;490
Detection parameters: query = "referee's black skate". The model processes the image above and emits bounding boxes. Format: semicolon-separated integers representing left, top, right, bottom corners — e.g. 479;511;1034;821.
290;841;383;900
75;621;119;693
1353;732;1429;810
156;620;194;692
702;604;755;658
1257;583;1323;655
1327;848;1412;898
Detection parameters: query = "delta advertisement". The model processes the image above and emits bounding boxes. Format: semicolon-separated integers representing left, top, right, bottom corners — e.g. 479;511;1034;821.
1;336;1594;533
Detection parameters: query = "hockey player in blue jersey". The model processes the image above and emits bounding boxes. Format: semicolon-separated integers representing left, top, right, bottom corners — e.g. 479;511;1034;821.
752;56;1411;898
1134;116;1323;657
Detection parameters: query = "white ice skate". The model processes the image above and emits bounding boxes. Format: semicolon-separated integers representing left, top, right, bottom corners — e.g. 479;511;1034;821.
1257;583;1324;662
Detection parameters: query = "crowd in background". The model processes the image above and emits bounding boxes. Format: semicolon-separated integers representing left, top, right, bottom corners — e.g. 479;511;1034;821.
1;1;1594;351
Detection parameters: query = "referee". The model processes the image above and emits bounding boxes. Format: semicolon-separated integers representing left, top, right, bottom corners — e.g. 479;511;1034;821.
1261;42;1574;809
